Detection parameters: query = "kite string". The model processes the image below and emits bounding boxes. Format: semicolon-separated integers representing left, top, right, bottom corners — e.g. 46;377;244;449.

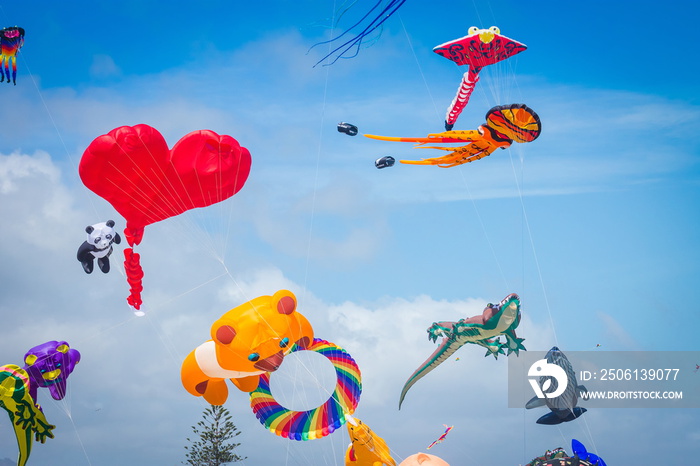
62;410;92;466
457;167;511;290
295;2;348;463
397;12;441;119
507;147;559;348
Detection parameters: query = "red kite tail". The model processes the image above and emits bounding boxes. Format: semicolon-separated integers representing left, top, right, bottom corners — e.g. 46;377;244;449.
124;248;144;311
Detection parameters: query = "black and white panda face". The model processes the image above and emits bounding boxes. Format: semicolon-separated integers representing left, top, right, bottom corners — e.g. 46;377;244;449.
85;220;117;251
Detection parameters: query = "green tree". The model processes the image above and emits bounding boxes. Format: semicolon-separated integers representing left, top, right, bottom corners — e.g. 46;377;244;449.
183;404;246;465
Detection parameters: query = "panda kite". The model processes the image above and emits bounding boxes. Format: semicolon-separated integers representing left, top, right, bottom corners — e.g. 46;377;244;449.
77;220;121;274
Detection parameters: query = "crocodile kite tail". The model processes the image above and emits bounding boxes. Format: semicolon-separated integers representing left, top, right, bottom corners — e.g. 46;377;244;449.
398;336;465;409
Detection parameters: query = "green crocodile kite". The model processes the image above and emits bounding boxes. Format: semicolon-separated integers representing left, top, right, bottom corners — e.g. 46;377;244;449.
399;293;526;409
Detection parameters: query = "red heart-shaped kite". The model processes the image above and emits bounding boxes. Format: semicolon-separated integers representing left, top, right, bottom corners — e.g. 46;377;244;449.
79;124;252;312
79;124;252;245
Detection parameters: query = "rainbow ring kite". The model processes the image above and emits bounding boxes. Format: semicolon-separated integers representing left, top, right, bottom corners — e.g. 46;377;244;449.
249;338;362;440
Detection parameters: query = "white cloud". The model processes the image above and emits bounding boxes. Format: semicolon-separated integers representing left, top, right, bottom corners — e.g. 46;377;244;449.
0;150;59;194
0;151;81;253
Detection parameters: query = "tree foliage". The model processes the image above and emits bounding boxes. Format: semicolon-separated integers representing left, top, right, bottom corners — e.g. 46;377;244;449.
183;404;246;465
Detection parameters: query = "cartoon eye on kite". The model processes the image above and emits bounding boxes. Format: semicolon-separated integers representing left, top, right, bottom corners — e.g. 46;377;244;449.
248;353;260;362
279;338;290;348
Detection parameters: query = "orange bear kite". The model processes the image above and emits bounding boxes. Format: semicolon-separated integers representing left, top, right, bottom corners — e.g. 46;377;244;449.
181;290;314;405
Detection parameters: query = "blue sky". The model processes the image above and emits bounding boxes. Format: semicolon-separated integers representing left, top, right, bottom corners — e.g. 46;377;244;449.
0;1;699;465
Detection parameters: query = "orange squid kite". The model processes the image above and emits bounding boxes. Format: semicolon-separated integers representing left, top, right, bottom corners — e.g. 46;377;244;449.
365;104;541;168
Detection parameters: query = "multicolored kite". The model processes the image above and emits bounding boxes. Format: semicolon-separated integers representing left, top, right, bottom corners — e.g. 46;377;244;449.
528;440;606;466
526;447;568;466
426;425;453;450
434;26;527;130
250;338;362;441
366;104;541;168
0;26;25;85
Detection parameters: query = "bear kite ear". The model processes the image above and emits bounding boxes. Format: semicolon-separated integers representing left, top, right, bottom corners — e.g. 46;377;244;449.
214;325;237;344
106;220;115;227
25;354;38;366
56;344;69;354
85;225;94;234
273;290;297;315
